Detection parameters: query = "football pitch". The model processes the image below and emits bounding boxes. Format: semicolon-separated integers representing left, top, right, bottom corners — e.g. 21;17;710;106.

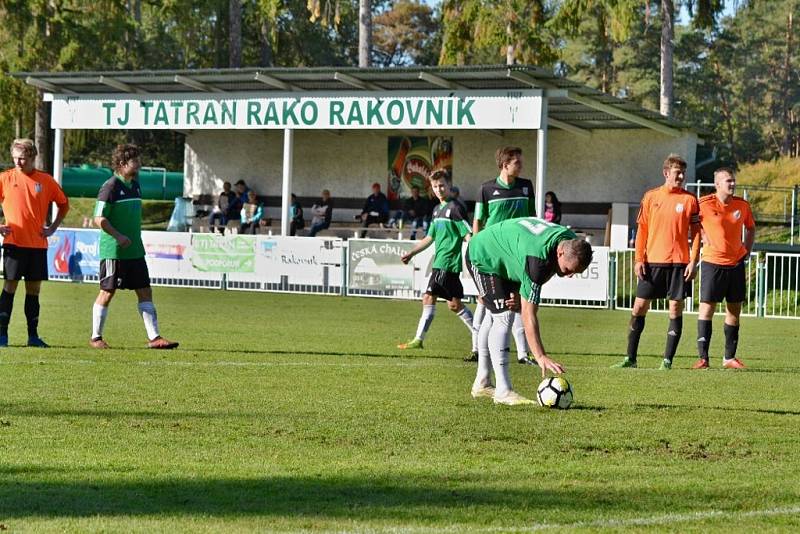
1;283;799;532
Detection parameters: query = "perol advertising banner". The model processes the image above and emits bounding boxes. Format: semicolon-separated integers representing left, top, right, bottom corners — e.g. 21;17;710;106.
142;231;222;283
47;229;101;279
189;234;256;273
227;236;344;287
50;90;543;130
347;239;418;298
540;246;610;302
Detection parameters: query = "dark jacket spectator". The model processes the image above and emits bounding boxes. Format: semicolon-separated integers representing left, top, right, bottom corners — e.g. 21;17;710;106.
359;183;390;238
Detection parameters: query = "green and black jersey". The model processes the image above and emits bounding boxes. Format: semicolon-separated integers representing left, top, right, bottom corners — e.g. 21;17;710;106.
427;199;471;273
467;217;576;304
94;176;145;260
473;176;536;228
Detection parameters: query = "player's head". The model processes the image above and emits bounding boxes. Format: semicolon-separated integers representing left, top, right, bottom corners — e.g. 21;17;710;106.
235;180;247;193
496;146;523;177
371;182;381;194
714;167;736;196
248;190;258;202
556;238;593;278
112;144;141;179
222;181;232;192
321;189;330;200
10;138;37;174
428;169;451;202
410;185;420;197
662;154;687;189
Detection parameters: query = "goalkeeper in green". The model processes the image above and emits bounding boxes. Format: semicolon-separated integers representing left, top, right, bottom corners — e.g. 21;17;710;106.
466;217;593;405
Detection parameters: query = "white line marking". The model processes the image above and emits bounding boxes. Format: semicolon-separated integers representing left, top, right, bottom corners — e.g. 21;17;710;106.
508;505;800;532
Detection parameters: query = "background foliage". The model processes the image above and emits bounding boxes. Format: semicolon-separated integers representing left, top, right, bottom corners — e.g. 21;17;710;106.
0;0;798;171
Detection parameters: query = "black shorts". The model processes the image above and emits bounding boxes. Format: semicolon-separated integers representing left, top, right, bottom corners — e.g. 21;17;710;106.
466;258;519;314
700;261;746;303
636;264;690;301
425;269;464;300
99;258;151;291
2;245;48;281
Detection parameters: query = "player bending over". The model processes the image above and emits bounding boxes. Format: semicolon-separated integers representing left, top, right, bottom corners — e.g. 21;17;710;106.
467;217;593;405
397;170;476;351
89;144;178;350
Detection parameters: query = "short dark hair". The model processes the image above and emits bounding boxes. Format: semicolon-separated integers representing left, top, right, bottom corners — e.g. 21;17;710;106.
428;168;451;184
111;144;141;171
714;166;735;179
496;146;522;169
235;179;246;186
562;238;594;271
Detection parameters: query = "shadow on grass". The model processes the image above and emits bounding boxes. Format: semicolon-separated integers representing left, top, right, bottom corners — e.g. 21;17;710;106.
46;345;457;362
0;473;750;521
632;402;800;416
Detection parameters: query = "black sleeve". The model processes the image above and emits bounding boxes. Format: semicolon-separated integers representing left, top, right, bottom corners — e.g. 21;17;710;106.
97;179;115;203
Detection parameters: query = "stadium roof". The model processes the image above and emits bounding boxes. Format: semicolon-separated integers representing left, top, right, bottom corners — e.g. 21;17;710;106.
13;65;697;139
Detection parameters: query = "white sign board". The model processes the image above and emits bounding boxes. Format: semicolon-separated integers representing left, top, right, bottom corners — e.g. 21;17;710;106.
49;90;543;130
540;246;609;302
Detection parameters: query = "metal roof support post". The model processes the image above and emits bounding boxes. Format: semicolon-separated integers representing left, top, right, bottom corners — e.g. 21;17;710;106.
51;127;64;224
281;128;294;237
52;128;64;186
535;98;548;218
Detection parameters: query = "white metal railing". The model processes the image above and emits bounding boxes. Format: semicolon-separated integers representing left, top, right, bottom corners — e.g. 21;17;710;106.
29;229;800;320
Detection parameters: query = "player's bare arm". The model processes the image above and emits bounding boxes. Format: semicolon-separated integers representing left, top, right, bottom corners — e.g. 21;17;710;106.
95;216;131;248
685;222;702;281
400;235;433;264
521;298;565;377
42;203;70;238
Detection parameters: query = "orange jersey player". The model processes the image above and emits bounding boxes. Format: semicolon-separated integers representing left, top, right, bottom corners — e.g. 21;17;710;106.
612;154;701;370
692;167;755;370
0;138;69;348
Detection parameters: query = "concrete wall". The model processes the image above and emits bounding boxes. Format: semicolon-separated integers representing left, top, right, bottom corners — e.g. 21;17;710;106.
184;127;697;214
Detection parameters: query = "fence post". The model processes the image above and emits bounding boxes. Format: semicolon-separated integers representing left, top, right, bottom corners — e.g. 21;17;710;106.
341;241;348;296
607;252;617;310
792;185;798;246
756;256;766;317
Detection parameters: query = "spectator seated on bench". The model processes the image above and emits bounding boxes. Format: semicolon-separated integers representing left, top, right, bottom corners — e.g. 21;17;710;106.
357;182;389;238
308;189;333;237
240;190;264;234
208;181;240;234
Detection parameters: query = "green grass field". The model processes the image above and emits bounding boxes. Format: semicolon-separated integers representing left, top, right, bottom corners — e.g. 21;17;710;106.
1;283;799;532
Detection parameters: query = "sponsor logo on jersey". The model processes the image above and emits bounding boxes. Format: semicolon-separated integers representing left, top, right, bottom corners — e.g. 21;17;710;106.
446;209;451;217
35;183;42;193
675;204;684;213
733;209;741;220
522;187;528;195
492;190;501;196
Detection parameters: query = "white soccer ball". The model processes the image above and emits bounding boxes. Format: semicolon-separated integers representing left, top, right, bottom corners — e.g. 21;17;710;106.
536;376;573;409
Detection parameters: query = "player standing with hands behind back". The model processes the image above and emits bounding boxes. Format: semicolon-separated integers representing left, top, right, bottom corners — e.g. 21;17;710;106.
612;154;700;370
89;144;178;350
397;170;475;350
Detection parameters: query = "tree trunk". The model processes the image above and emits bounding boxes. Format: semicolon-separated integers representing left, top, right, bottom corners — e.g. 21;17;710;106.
359;0;372;67
229;0;242;68
505;22;515;65
660;0;674;117
712;61;738;165
259;16;274;67
781;11;793;156
34;90;51;173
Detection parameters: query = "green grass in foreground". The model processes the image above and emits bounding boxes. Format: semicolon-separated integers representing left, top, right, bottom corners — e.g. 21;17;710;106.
1;284;800;532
